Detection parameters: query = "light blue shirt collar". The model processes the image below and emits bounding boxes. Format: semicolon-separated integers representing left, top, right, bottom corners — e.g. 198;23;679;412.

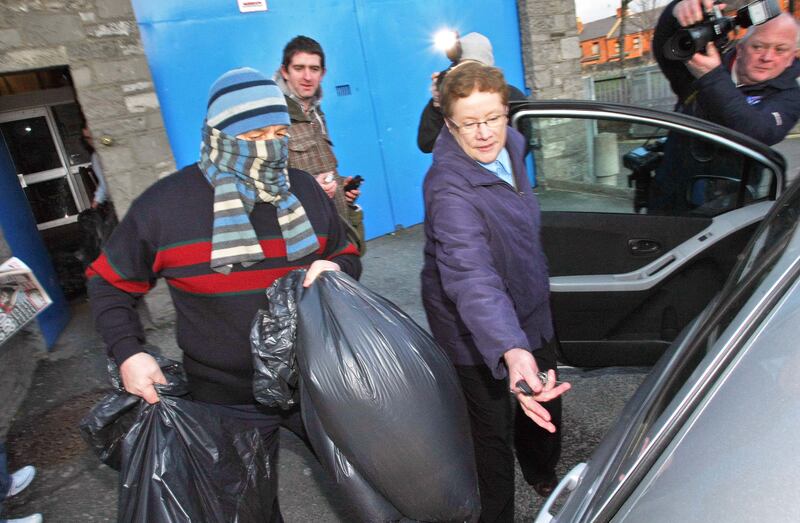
478;148;514;187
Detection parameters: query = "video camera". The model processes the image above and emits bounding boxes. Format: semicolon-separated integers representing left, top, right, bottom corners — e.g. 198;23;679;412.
624;137;667;213
663;0;781;61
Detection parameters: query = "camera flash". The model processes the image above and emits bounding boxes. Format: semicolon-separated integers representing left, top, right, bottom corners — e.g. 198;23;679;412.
434;29;459;52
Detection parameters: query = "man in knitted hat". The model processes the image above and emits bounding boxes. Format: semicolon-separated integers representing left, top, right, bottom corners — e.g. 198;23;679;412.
416;31;529;153
87;67;361;519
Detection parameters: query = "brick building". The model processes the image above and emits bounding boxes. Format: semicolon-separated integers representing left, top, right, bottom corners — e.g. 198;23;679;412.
578;7;662;69
578;0;800;71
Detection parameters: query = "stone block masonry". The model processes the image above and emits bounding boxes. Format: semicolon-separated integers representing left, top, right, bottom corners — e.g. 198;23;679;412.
517;0;584;101
0;0;174;217
517;0;586;185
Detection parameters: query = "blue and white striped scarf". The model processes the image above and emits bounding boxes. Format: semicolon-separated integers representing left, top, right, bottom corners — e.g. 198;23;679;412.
199;124;319;274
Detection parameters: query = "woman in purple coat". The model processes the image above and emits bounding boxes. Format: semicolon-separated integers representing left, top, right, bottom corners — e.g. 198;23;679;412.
421;62;571;523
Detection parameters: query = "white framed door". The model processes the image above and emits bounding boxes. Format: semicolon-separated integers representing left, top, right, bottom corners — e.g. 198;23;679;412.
0;104;92;230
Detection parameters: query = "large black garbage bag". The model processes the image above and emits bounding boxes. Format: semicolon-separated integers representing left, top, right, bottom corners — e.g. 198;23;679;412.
296;271;480;522
80;353;274;523
300;385;405;522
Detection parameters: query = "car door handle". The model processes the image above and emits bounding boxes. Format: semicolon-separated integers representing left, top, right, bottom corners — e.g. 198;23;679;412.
629;238;661;256
534;462;587;523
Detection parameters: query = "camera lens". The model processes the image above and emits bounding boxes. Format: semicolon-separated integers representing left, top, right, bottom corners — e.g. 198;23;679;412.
665;23;714;61
665;32;696;60
677;35;696;54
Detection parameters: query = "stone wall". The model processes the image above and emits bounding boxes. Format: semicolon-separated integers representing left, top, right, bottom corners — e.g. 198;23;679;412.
0;329;41;437
0;0;175;215
517;0;588;185
517;0;584;100
0;218;40;438
0;226;10;261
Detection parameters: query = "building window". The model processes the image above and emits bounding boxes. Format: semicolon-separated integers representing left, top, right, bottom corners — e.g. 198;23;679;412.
633;37;641;49
591;42;600;55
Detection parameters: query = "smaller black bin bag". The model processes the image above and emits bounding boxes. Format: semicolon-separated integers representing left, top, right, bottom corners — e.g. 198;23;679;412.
295;271;480;522
80;354;274;523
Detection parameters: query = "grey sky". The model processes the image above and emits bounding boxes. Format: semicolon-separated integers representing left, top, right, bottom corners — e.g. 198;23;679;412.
575;0;671;23
575;1;617;22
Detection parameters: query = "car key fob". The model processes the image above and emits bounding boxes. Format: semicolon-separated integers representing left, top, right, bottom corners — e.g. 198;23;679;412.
516;372;559;395
516;379;534;395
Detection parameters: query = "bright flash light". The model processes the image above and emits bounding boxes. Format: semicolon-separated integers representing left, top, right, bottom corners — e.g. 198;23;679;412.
434;29;458;52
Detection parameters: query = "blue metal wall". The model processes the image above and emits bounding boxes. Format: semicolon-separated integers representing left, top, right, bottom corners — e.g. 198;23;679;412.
132;0;526;239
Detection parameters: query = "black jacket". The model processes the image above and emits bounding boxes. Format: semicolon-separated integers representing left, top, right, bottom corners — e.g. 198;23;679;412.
648;1;800;213
416;84;528;153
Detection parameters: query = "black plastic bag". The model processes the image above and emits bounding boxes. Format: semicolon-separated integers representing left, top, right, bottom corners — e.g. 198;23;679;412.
77;199;118;268
80;354;274;523
250;271;303;409
251;270;480;522
301;385;407;522
80;351;183;470
78;207;104;266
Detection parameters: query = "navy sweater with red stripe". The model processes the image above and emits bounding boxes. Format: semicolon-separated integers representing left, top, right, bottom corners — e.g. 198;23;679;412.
87;163;361;404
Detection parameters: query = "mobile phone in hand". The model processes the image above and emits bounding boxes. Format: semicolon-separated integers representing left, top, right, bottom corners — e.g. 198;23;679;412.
344;175;363;192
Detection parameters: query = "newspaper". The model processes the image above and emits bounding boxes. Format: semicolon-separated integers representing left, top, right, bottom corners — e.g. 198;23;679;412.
0;257;53;346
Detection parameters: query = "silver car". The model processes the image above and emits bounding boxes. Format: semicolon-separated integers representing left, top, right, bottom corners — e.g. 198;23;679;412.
512;102;799;522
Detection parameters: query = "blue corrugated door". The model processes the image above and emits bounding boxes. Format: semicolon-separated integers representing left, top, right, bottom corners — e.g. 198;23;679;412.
132;0;525;238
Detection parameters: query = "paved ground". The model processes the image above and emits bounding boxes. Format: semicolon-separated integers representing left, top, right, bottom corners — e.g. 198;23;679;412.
2;187;647;522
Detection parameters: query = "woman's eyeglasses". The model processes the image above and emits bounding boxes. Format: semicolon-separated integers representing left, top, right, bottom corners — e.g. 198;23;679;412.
448;114;507;135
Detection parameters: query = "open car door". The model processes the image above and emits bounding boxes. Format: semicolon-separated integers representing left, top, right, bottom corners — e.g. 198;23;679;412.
512;101;786;367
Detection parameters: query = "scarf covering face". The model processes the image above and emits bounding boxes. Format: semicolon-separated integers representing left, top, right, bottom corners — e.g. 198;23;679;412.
199;123;320;274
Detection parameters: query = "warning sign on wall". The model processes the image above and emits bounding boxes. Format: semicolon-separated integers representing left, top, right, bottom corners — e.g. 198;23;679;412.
238;0;267;12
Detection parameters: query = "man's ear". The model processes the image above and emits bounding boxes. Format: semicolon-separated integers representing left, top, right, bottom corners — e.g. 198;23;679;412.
280;65;289;81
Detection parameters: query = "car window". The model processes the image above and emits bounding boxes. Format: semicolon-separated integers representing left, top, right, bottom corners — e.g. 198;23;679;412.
586;180;800;521
518;114;776;217
701;183;800;349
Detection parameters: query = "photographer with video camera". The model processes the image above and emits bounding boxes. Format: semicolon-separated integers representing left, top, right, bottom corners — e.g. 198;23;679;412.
649;0;800;212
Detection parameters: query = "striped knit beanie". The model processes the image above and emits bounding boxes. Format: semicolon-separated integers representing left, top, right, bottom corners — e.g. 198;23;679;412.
206;67;290;136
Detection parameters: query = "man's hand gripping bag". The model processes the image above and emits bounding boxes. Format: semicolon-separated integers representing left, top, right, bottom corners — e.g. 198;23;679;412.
80;354;275;523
